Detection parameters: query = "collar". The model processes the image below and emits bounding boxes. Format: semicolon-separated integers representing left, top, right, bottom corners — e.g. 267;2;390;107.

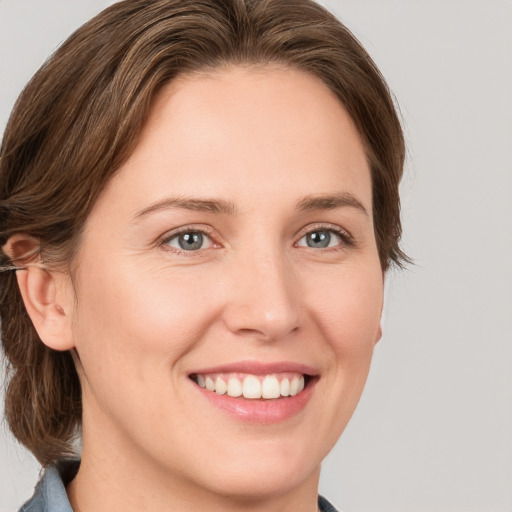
19;460;79;512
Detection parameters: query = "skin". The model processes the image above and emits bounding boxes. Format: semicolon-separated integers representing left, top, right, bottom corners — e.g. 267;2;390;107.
11;65;384;512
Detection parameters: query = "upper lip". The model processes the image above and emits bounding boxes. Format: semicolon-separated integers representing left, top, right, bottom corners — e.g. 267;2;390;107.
188;361;319;377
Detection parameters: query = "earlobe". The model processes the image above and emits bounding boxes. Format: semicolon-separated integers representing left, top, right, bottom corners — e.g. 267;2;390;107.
375;283;385;345
374;324;383;345
4;234;75;351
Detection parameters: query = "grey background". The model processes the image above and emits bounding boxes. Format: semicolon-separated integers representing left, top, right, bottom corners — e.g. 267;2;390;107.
1;1;511;511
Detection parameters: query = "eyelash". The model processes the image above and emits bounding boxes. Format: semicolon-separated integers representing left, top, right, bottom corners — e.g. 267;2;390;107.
296;223;355;250
159;225;217;256
159;223;355;256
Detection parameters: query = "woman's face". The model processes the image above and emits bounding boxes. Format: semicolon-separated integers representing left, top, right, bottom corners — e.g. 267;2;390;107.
68;66;383;500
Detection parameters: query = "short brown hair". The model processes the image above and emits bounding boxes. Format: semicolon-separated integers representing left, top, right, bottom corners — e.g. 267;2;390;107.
0;0;407;465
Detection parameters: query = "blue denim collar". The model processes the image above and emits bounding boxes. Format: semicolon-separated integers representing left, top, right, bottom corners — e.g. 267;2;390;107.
19;460;339;512
19;460;79;512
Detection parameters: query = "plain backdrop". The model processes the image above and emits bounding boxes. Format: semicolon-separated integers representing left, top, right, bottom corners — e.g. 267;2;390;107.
1;1;511;511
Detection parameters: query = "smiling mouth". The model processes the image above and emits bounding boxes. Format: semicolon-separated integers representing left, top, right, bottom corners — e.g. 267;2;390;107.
189;372;312;400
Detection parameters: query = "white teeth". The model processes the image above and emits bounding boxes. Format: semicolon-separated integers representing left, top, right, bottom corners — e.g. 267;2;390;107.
215;377;227;395
227;377;243;397
243;375;262;399
289;376;300;396
195;372;308;399
298;375;305;393
261;375;280;399
280;378;290;396
205;376;215;392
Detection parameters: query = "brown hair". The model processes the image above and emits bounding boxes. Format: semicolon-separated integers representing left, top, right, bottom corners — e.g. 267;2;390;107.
0;0;407;466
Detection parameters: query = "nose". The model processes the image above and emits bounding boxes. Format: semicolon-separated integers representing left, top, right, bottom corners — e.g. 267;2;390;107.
222;248;301;342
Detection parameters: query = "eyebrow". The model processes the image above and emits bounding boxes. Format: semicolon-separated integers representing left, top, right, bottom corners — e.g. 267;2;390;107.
296;192;369;217
132;191;368;221
133;196;237;221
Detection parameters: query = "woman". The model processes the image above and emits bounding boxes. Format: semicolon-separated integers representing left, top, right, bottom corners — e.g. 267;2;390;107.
0;0;407;510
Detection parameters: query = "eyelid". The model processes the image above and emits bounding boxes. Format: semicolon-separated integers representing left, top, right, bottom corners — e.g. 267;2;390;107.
156;222;355;256
294;223;355;249
158;225;220;255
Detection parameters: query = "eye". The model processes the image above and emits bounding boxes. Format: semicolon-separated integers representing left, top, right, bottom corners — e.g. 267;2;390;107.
163;230;213;251
297;228;347;249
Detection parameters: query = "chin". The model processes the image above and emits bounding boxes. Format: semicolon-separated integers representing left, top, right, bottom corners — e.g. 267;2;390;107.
199;461;319;502
176;433;324;502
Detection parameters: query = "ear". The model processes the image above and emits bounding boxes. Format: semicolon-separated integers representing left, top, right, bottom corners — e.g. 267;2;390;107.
3;234;75;351
374;275;386;345
374;324;383;345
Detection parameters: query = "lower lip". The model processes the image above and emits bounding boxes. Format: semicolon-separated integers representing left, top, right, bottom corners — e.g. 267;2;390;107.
193;379;317;424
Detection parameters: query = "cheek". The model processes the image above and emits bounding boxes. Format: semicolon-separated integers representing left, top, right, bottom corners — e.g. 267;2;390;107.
301;260;383;353
71;264;222;370
293;260;383;451
70;261;225;430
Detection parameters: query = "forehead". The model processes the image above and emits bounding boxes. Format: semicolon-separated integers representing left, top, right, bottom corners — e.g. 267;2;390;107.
103;65;372;215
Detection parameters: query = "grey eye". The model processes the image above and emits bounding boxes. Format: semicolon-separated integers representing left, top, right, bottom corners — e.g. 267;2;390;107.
166;231;212;251
298;230;341;249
